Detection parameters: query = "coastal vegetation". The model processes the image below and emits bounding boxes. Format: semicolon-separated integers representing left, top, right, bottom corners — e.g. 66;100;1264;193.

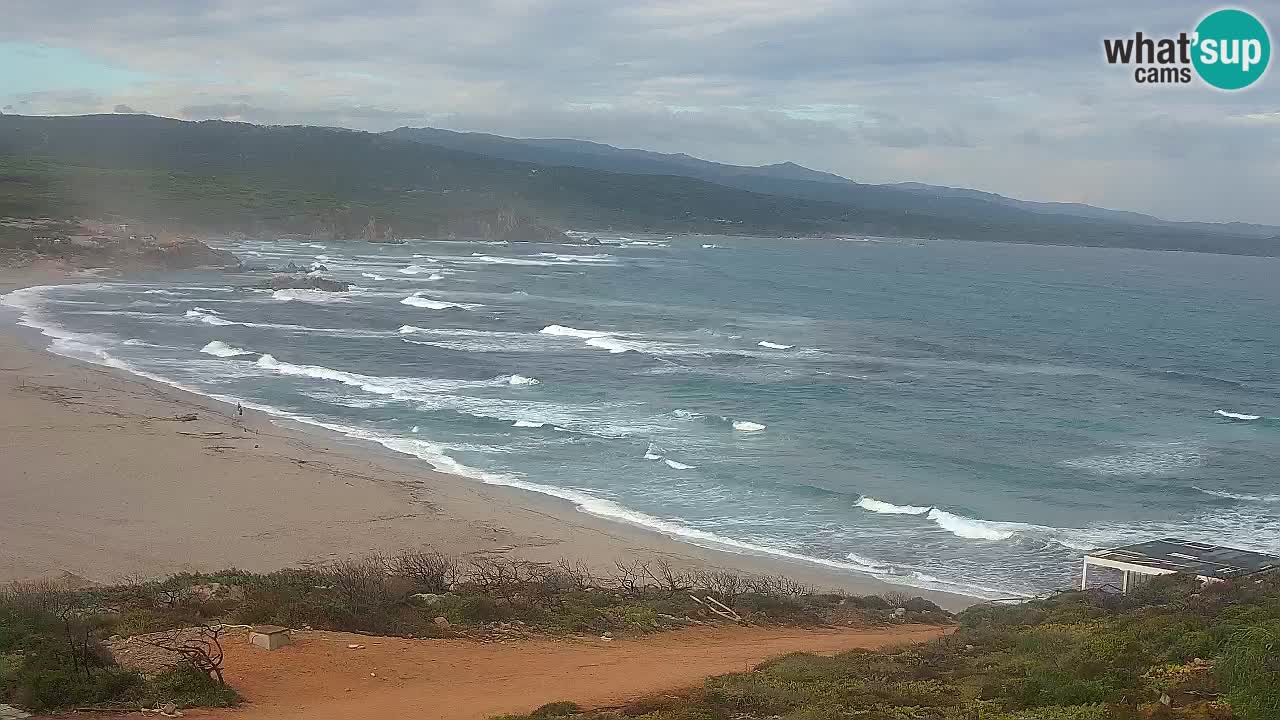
2;557;1279;717
500;572;1280;720
0;551;944;712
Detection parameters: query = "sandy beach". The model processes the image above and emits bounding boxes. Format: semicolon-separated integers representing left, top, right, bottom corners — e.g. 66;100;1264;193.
0;268;977;610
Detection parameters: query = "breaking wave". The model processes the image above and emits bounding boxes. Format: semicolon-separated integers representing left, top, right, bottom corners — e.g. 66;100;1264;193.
856;496;1051;542
664;459;696;470
926;509;1019;541
856;497;930;515
1215;409;1262;421
401;294;480;310
184;308;234;326
758;340;794;350
199;341;253;358
252;353;516;399
512;420;546;428
540;324;612;339
731;420;766;432
272;289;349;303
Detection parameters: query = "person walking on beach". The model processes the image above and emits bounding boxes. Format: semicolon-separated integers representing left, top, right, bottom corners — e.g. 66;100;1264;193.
236;403;244;417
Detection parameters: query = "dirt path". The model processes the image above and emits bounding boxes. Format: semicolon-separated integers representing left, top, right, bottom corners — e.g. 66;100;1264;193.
188;625;946;719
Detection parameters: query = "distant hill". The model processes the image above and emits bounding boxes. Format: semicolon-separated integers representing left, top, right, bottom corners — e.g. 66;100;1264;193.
887;182;1280;238
388;126;1280;240
0;114;1276;255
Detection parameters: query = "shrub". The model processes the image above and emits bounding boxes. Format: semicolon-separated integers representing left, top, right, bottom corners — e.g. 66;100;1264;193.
1217;624;1280;719
528;700;582;717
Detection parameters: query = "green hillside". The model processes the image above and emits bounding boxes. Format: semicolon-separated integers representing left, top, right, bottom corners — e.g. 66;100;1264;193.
2;113;1276;254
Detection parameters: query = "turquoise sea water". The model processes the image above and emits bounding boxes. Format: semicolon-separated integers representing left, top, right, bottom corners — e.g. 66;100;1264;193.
6;234;1279;598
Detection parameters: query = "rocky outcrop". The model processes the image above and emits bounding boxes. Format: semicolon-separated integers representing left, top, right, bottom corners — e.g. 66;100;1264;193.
141;239;240;269
258;274;351;292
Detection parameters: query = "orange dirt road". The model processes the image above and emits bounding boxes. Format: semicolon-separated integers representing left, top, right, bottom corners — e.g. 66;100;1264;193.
189;625;947;720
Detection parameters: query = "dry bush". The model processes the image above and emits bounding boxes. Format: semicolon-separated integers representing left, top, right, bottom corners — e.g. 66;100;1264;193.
882;590;914;608
464;556;552;598
690;569;747;605
609;559;651;596
645;559;695;593
389;549;459;593
744;574;813;597
324;556;400;609
553;559;596;591
143;624;228;685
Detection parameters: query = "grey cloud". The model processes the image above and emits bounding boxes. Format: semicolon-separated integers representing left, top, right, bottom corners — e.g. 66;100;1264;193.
1;0;1278;222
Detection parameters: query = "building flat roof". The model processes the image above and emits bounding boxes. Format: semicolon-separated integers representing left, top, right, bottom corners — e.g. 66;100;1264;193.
1086;538;1280;579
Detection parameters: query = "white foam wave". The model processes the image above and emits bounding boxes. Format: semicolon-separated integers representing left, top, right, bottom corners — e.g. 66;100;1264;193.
272;289;349;303
512;420;546;428
856;497;930;515
200;341;253;358
185;308;234;326
758;341;794;350
536;252;615;264
183;309;389;337
361;272;389;281
538;324;644;354
1194;486;1280;503
664;459;696;470
643;442;663;460
535;325;704;358
507;374;540;386
398;264;435;275
400;294;479;310
539;324;612;339
1215;409;1262;421
856;496;1055;544
927;509;1018;541
585;336;639;354
843;552;895;575
427;273;445;281
731;420;766;432
454;253;615;267
253;353;508;398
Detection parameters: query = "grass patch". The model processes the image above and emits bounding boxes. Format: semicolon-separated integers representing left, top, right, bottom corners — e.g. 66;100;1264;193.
498;572;1280;719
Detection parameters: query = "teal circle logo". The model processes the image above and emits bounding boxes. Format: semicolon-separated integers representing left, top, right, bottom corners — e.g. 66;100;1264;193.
1192;9;1270;90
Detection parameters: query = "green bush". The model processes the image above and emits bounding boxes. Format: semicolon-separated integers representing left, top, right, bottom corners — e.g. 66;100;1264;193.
135;664;239;708
528;700;582;717
1218;624;1280;719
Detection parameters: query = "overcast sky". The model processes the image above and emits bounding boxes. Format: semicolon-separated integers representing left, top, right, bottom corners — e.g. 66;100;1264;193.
3;0;1277;224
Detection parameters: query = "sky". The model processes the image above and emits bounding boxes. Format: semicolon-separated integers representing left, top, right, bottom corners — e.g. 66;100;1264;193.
2;0;1278;224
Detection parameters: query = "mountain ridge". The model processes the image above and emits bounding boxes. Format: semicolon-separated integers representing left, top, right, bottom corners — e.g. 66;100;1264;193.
1;113;1276;256
388;125;1279;238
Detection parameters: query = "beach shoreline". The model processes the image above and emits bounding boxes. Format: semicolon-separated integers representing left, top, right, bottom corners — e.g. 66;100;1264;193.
0;267;981;611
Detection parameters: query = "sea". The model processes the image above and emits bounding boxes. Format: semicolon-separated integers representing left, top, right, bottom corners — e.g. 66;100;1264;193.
5;233;1279;599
